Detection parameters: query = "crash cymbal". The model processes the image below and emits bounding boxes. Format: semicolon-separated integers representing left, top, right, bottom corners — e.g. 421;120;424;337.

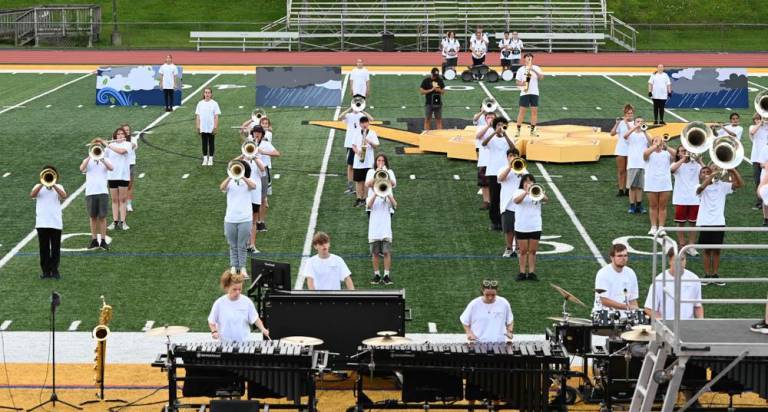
595;288;607;294
362;335;413;346
549;283;587;308
145;325;189;337
621;325;654;342
282;336;324;346
546;316;591;325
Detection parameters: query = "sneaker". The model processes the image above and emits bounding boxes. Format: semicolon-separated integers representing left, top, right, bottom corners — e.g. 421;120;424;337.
527;272;539;281
628;205;636;214
656;228;666;237
240;270;250;279
202;156;208;166
246;246;256;253
623;189;630;197
258;222;268;232
121;222;130;230
208;157;214;166
107;221;116;230
230;266;237;275
100;240;110;251
51;272;61;280
371;274;382;284
126;202;133;212
686;248;698;256
479;202;489;210
616;190;624;197
750;321;768;334
382;275;393;285
502;248;513;258
530;128;540;137
88;239;99;250
510;250;518;258
660;121;667;125
514;129;521;138
711;274;726;286
638;206;647;214
515;273;526;281
39;273;50;280
353;199;362;207
343;187;355;194
647;226;657;236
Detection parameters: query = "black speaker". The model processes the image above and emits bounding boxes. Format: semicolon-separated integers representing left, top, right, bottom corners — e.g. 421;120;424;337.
210;400;260;412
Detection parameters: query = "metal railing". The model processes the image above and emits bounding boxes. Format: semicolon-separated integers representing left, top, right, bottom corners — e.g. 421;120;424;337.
0;5;100;47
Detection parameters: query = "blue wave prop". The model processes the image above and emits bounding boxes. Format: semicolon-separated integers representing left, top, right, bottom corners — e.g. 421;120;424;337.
96;87;132;106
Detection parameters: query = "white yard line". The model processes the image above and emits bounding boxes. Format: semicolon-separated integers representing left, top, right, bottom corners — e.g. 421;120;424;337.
295;73;350;290
0;74;220;273
749;81;768;90
602;75;689;122
0;72;92;115
478;81;607;266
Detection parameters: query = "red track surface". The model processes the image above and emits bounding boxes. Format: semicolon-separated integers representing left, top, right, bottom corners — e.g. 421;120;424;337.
1;50;768;67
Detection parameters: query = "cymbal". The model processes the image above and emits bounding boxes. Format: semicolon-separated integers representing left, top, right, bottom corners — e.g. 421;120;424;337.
595;288;607;294
362;335;413;346
621;325;654;342
546;316;591;325
145;325;189;337
549;283;587;308
282;336;324;346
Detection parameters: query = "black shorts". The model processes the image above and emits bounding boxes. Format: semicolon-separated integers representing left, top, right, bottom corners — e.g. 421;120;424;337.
519;94;539;108
424;104;442;119
501;211;515;233
353;168;369;182
698;226;725;245
108;180;129;188
500;58;512;67
515;231;542;240
85;194;109;218
346;148;355;166
444;57;458;69
477;166;489;187
251;203;261;214
472;56;486;66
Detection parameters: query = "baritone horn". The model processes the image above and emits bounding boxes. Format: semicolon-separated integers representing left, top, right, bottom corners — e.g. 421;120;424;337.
40;167;58;188
709;135;744;171
373;169;392;198
680;121;714;155
755;90;768;118
241;140;258;158
351;96;366;112
227;160;245;180
529;184;545;202
482;97;498;113
510;157;527;174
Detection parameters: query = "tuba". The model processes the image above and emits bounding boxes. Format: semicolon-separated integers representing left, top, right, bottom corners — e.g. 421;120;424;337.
92;295;112;395
373;168;392;198
482;97;498;113
241;140;258;158
40;167;58;188
680;121;714;155
755;90;768;118
529;184;545;202
351;96;366;113
227;160;245;181
510;157;527;174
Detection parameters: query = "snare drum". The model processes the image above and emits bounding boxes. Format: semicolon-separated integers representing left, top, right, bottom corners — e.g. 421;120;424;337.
443;68;456;81
501;69;514;81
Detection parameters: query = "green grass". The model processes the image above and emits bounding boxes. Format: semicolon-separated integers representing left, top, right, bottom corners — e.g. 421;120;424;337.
0;71;766;335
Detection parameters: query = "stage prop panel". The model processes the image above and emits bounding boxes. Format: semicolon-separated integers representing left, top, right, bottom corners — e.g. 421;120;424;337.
96;65;183;106
256;66;342;107
666;68;748;109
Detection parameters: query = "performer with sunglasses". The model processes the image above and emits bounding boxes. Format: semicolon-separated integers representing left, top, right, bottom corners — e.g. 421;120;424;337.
460;279;514;342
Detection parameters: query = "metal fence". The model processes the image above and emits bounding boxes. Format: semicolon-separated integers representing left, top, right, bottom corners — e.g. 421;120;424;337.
629;23;768;52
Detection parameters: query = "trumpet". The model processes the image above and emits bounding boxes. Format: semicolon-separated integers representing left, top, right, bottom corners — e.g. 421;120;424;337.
40;167;58;188
639;123;648;131
251;109;266;123
662;133;670;142
373;168;392;198
351;96;366;113
482;97;498;113
510;157;527;174
755;90;768;118
241;140;258;158
89;143;105;161
680;121;714;155
529;184;545;202
227;160;245;181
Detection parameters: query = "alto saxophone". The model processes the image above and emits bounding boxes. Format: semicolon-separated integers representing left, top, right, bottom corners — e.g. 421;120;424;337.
92;295;112;397
524;63;532;93
359;130;368;161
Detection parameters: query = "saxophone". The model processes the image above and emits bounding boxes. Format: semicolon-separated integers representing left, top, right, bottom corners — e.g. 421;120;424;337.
92;295;112;394
359;129;368;162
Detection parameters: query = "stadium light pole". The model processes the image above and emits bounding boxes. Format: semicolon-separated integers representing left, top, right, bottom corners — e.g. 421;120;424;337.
111;0;121;46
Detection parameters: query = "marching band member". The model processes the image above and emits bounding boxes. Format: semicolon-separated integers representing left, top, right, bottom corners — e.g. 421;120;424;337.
349;58;370;99
106;127;134;230
209;270;269;343
644;249;703;320
304;232;355;290
195;87;221;166
440;31;460;75
750;113;768;210
759;163;768;226
158;54;179;112
671;145;703;254
717;112;743;141
80;139;113;250
593;244;639;312
474;111;496;210
469;27;489;67
696;165;743;285
642;135;676;235
512;174;547;281
508;31;524;68
365;154;397;211
366;173;397;285
625;116;651;214
481;118;516;231
610;104;634;197
253;126;280;232
498;31;524;71
498;149;523;258
340;105;373;195
259;116;273;142
31;166;67;279
514;53;543;138
420;68;445;131
121;124;137;212
648;64;672;125
352;117;379;207
220;160;257;279
460;279;513;342
239;149;266;254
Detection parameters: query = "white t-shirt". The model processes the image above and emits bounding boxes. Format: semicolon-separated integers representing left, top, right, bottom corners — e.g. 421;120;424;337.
459;296;513;343
84;159;109;196
593;264;639;313
246;159;262;205
368;195;393;242
195;99;221;134
106;141;132;181
469;35;488;58
718;124;743;141
342;112;365;148
750;125;768;162
672;161;702;206
759;144;768;170
515;65;542;96
485;135;511;177
207;294;258;344
128;137;137;165
365;168;397;199
513;188;542;233
498;166;524;213
626;130;649;169
349;67;370;97
158;63;178;89
648;72;671;100
696;181;733;226
498;38;523;60
644;270;702;321
304;254;351;290
35;184;63;230
257;140;276;169
613;121;630;156
476;127;492;167
644;150;673;192
441;38;460;58
352;129;379;169
224;179;254;224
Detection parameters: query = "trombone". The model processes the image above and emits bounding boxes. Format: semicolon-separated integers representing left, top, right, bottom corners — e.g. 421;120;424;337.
529;184;545;202
40;167;58;188
373;168;392;198
510;157;527;174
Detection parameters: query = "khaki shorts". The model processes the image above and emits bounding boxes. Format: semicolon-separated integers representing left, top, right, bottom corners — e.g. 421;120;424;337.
85;194;109;218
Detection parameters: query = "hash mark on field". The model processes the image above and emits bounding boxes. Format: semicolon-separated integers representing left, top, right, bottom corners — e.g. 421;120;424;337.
562;107;568;110
142;321;155;332
45;104;51;108
590;175;598;181
694;108;700;111
2;173;9;178
453;175;460;180
428;322;438;333
409;174;416;180
0;321;10;331
271;106;276;109
596;107;602;110
401;106;407;109
273;174;280;179
68;320;81;331
238;105;244;109
77;104;83;108
748;81;767;90
370;105;375;109
141;105;147;109
109;105;115;108
138;173;145;179
465;106;471;110
181;173;189;179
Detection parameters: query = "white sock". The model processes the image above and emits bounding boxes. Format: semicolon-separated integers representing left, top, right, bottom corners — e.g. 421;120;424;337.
384;270;390;276
374;271;380;276
96;234;102;242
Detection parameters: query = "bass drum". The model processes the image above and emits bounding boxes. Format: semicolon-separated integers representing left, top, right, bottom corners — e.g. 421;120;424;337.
442;68;456;81
461;70;474;82
501;69;514;82
485;70;499;83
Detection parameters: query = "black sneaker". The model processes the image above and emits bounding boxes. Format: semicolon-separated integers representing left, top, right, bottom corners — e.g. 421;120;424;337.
711;274;726;286
88;239;99;250
515;273;526;281
116;221;123;230
616;189;624;197
527;272;539;281
510;250;518;258
382;275;393;285
51;272;61;280
39;273;50;280
492;224;503;231
371;274;382;284
754;201;763;210
763;219;768;227
479;203;489;210
100;240;110;250
660;121;666;125
256;222;267;232
750;321;768;334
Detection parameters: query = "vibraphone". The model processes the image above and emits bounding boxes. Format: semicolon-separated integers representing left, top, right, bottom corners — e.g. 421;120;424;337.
349;341;568;411
152;340;327;411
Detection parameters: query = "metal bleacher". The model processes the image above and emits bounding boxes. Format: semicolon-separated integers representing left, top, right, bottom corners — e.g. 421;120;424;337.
0;5;100;47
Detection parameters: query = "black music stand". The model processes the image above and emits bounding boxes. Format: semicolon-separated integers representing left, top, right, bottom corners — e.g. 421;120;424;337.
28;292;82;411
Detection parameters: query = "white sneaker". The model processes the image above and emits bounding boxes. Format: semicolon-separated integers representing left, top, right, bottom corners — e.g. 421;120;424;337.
126;202;133;212
107;222;116;230
202;156;208;166
686;248;699;256
502;248;513;258
230;266;236;275
647;226;657;235
121;222;130;230
240;269;250;279
208;157;214;166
